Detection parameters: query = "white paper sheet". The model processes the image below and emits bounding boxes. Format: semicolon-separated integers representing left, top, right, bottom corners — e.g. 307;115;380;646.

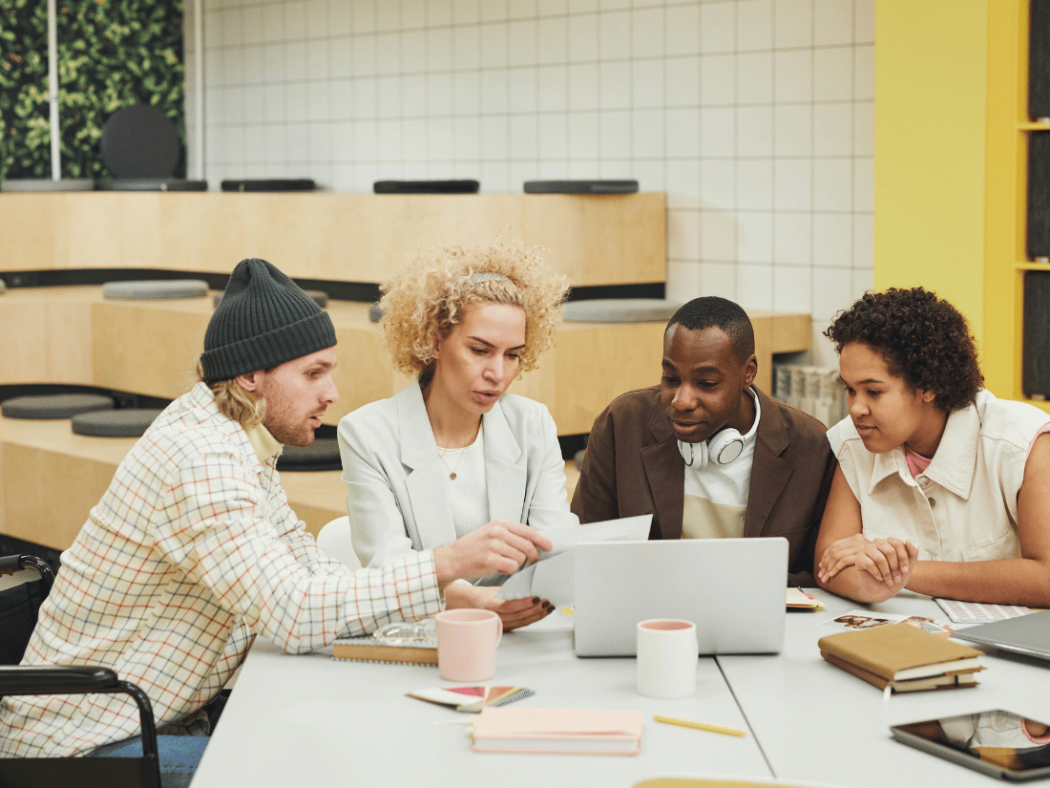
495;515;652;606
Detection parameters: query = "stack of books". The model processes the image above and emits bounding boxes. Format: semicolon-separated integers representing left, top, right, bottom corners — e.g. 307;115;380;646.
471;708;643;755
818;622;984;693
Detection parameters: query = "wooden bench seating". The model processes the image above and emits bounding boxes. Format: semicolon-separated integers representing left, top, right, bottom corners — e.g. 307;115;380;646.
0;286;810;436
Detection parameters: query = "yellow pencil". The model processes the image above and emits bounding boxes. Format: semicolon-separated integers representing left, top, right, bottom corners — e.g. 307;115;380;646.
652;714;747;737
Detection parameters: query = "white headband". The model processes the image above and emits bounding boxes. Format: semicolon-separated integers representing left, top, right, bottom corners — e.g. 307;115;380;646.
469;272;509;285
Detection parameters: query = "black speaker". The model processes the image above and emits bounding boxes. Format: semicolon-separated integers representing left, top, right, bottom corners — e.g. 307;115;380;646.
1027;131;1050;259
1032;0;1050;120
1023;270;1050;399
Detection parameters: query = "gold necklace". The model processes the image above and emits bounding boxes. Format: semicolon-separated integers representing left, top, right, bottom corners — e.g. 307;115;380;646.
435;422;481;481
436;445;466;480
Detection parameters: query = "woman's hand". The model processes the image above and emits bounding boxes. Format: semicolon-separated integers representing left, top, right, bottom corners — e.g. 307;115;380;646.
444;583;554;631
818;534;918;586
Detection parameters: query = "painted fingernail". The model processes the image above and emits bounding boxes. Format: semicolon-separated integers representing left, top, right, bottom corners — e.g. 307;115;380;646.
532;597;540;604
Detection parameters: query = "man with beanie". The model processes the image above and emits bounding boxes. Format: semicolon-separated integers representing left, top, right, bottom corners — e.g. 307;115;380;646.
0;259;551;783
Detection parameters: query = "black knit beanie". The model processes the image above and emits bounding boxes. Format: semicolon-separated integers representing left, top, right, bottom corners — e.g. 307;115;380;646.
200;258;337;382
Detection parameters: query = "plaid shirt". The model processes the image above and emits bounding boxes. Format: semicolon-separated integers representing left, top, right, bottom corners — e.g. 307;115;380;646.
0;383;442;758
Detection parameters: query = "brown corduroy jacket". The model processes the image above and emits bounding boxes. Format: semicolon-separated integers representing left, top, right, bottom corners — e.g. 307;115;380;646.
570;386;836;587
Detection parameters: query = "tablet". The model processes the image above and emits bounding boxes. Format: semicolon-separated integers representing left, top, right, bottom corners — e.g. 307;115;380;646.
891;710;1050;781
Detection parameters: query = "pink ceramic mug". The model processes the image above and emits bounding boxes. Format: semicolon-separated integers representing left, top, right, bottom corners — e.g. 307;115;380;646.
435;609;503;682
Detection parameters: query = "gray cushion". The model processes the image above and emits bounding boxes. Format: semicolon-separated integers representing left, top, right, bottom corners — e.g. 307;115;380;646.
1;393;115;420
103;280;209;300
574;448;587;470
368;302;383;323
94;179;208;192
71;408;163;437
214;289;328;309
276;438;341;472
1;178;95;192
562;298;682;323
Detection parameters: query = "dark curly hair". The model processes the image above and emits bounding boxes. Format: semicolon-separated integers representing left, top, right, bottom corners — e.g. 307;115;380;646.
824;287;983;413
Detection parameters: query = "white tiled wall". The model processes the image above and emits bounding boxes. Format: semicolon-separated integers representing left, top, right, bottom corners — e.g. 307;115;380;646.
186;0;874;355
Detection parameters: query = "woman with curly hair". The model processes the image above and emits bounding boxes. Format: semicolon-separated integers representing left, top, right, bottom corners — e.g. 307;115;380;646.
337;238;577;629
815;287;1050;605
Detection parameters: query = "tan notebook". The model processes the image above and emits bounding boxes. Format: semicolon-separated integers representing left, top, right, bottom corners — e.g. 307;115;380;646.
472;708;643;755
332;636;437;666
820;651;979;692
818;622;983;690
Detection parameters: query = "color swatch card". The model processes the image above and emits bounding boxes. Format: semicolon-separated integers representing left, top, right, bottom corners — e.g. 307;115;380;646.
407;685;533;713
935;598;1033;624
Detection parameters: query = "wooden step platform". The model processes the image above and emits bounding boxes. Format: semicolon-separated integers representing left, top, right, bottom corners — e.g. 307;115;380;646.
0;286;810;436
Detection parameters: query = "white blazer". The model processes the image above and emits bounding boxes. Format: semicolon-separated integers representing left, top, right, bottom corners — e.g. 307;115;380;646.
337;381;578;568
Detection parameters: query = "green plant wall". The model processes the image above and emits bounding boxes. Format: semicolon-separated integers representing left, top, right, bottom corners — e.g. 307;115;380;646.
0;0;185;181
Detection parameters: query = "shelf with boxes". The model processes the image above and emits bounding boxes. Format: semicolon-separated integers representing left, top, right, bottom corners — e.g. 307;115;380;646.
988;1;1050;412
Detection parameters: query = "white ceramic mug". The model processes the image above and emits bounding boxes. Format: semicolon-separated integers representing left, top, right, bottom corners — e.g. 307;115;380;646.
435;609;503;682
636;619;699;699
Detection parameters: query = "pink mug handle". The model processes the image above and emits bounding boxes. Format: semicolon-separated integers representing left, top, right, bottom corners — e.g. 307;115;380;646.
494;616;503;646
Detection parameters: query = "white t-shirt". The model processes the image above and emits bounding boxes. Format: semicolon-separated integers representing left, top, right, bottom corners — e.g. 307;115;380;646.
827;389;1050;562
436;424;490;539
682;389;761;540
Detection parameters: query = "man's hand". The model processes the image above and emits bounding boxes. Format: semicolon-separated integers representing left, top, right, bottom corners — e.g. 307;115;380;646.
433;519;553;591
445;583;554;630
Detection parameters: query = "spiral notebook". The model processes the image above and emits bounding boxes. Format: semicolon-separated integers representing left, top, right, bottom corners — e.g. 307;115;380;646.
332;635;437;666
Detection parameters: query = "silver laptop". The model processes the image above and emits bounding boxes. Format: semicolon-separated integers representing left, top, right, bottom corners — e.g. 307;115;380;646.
953;610;1050;661
573;538;788;657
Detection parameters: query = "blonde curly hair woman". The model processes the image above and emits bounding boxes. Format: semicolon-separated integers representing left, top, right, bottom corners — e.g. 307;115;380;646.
337;238;578;630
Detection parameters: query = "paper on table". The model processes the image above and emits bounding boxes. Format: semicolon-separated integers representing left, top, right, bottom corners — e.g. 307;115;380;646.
538;514;653;561
495;515;652;606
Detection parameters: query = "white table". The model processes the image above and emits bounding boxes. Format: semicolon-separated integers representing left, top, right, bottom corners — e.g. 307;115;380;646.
192;592;1050;788
719;590;1050;788
193;615;771;788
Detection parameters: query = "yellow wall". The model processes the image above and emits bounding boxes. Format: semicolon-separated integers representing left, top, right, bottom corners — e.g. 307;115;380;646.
876;0;1046;410
874;0;990;346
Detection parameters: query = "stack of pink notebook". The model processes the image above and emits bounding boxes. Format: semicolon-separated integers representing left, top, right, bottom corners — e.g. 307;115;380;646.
472;708;644;755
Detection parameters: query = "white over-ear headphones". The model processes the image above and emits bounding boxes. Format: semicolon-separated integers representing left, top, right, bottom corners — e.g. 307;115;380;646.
677;428;745;469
